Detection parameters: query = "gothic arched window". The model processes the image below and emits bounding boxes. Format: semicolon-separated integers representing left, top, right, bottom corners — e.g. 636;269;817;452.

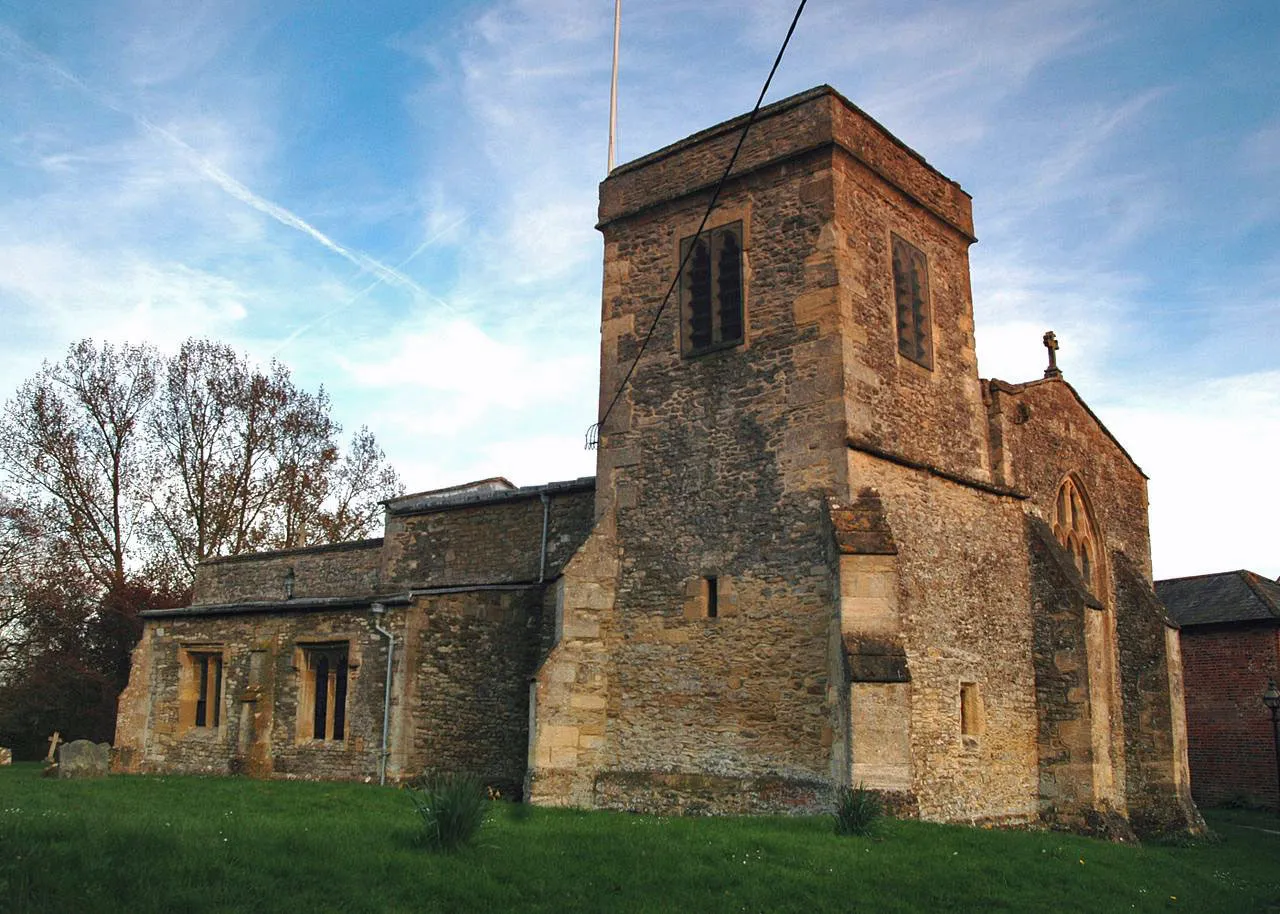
1053;476;1100;592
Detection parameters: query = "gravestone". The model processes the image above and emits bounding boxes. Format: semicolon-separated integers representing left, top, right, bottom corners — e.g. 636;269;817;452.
0;747;11;765
58;740;110;778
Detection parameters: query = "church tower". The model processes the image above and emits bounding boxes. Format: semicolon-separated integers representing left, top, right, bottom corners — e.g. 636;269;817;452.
528;86;1033;815
527;86;1199;834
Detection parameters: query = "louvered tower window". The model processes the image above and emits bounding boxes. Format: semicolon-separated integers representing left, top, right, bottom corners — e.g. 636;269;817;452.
680;222;745;356
891;234;933;369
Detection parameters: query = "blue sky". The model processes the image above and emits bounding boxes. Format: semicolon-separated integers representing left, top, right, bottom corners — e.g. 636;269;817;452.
0;0;1276;580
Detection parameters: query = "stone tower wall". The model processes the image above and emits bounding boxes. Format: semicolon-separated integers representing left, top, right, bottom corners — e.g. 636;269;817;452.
842;450;1040;825
537;86;1030;815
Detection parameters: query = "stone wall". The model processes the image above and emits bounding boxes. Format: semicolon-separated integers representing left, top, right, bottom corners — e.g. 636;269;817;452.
569;84;1040;821
399;588;545;796
1113;554;1204;835
381;487;593;588
193;539;383;605
1178;622;1280;808
988;378;1152;579
590;117;850;811
526;514;620;808
989;374;1202;835
846;450;1040;825
117;587;552;791
115;607;389;779
1026;516;1110;832
832;140;990;486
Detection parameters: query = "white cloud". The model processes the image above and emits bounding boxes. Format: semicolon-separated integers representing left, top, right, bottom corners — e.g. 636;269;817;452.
1105;373;1280;581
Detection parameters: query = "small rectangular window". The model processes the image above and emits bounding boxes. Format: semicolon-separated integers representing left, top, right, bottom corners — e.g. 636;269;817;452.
180;647;224;731
705;576;719;619
301;643;349;742
960;682;984;737
891;234;933;369
681;222;745;357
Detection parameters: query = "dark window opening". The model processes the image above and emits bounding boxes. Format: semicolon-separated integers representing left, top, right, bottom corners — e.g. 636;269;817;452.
192;653;222;728
304;644;349;742
705;576;719;619
892;234;933;369
681;222;745;356
312;655;329;740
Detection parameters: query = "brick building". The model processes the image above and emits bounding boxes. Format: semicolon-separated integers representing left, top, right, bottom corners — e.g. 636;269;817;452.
116;86;1203;837
1156;570;1280;809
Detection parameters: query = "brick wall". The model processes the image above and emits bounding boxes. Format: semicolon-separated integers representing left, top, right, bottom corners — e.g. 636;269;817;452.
1179;622;1280;809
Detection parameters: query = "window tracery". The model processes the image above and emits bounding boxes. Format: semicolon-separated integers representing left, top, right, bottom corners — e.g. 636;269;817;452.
1053;476;1100;592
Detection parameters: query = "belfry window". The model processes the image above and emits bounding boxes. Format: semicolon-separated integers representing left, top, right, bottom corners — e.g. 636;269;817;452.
1053;477;1100;593
300;643;349;741
891;234;933;369
680;222;745;357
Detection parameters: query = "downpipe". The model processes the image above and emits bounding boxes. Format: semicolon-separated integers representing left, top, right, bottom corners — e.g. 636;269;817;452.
538;493;551;583
371;602;394;786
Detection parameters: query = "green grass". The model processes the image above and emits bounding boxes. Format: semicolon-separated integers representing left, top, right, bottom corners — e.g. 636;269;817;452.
1;762;1278;913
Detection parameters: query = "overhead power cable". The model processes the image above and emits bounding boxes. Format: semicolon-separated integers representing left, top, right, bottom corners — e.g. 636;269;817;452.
586;0;809;450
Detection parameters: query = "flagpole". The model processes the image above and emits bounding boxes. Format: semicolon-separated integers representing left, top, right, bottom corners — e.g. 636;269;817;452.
608;0;621;173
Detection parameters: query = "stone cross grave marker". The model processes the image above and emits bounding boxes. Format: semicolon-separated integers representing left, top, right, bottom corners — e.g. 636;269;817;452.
45;731;62;763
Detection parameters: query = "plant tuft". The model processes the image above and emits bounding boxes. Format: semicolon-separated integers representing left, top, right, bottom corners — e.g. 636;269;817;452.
833;784;882;837
406;773;488;852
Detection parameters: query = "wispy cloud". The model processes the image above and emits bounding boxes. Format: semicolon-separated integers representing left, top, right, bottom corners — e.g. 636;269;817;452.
0;24;428;301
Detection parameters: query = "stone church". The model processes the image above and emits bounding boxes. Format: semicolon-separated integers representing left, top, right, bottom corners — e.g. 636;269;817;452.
115;86;1203;837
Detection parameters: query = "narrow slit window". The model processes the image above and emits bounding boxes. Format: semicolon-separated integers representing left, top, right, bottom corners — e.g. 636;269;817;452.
681;222;745;356
960;682;984;737
705;576;719;619
891;234;933;369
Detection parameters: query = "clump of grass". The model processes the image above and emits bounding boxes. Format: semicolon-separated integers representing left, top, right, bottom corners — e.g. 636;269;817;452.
833;784;882;837
406;773;488;852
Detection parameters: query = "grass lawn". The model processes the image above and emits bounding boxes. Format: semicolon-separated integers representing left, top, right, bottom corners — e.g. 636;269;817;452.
1;763;1278;913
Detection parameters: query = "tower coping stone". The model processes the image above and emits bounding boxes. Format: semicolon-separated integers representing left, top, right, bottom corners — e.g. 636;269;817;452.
599;84;974;240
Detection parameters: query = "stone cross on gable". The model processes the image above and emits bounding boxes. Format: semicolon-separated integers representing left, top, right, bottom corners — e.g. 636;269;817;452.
45;730;61;763
1043;331;1062;379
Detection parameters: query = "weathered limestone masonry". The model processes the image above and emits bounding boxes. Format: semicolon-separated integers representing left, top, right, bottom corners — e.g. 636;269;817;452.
119;84;1202;838
525;85;1202;834
116;480;594;790
988;377;1203;835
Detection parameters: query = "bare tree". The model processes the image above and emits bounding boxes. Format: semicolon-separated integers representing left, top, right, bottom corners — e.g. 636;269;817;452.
313;426;404;543
0;495;43;686
149;340;385;573
4;337;403;583
0;337;403;755
0;341;158;588
148;339;249;574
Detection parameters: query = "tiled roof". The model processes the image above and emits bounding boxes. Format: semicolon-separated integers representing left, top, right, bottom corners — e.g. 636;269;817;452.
1155;570;1280;627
